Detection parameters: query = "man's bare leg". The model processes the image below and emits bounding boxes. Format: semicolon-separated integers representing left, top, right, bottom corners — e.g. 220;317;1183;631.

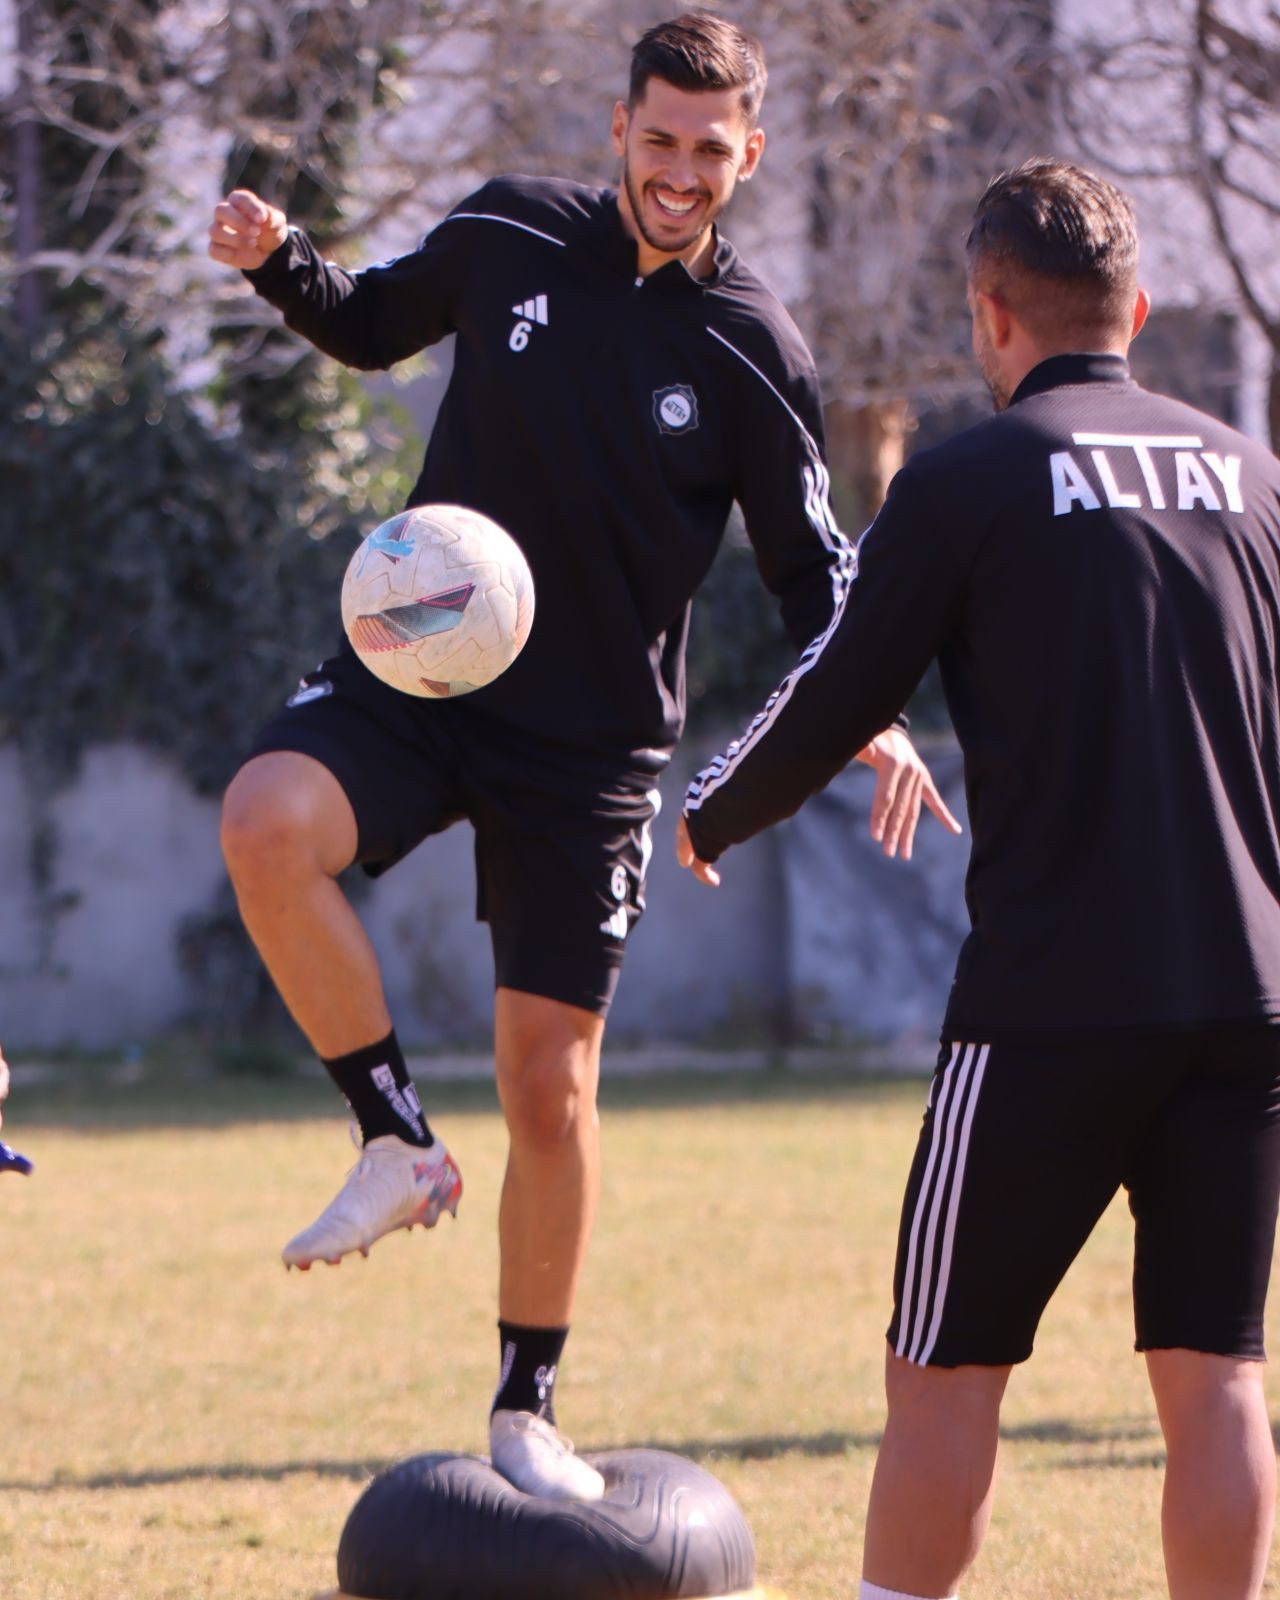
488;986;606;1498
220;751;388;1055
494;987;603;1322
861;1347;1010;1598
1147;1349;1275;1600
221;751;459;1270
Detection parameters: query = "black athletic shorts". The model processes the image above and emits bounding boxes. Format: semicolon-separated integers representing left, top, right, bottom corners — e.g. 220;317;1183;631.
244;649;661;1016
888;1027;1280;1367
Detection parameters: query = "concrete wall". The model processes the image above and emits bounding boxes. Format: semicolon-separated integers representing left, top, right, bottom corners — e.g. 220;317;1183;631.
0;737;970;1054
0;746;228;1048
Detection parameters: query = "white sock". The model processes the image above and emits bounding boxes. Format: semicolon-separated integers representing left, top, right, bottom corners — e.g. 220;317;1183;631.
859;1582;958;1600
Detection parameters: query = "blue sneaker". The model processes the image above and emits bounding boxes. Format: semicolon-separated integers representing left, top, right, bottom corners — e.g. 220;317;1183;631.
0;1140;33;1175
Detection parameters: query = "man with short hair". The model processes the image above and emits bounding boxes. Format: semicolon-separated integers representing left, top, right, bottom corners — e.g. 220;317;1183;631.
208;11;956;1500
679;158;1280;1597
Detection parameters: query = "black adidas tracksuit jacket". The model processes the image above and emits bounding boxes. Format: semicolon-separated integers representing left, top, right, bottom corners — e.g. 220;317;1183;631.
245;175;851;780
685;354;1280;1037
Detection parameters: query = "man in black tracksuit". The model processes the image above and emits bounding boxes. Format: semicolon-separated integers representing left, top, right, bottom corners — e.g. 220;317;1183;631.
235;171;854;786
207;13;955;1502
681;159;1280;1599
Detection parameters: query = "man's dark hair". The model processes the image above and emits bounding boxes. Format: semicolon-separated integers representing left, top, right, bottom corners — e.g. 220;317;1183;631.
966;158;1140;346
629;11;767;125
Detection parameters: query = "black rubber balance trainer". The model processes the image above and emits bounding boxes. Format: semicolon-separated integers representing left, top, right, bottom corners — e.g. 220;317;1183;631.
330;1447;767;1600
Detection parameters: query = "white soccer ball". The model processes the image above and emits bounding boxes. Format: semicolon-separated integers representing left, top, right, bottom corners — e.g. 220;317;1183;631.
341;504;535;698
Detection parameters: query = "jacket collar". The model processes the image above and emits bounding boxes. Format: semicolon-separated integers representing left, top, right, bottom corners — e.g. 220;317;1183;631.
587;190;737;290
1011;352;1132;405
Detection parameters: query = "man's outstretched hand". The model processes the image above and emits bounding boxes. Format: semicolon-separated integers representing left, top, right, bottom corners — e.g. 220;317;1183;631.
675;727;962;885
856;726;962;860
208;189;289;272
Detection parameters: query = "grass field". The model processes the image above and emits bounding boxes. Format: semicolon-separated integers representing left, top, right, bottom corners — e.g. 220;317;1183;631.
1;1061;1277;1600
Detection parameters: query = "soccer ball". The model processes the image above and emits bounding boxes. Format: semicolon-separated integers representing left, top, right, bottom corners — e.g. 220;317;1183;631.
341;504;535;698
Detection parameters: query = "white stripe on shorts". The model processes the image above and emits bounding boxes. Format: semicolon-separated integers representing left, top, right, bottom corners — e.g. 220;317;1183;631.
895;1041;991;1364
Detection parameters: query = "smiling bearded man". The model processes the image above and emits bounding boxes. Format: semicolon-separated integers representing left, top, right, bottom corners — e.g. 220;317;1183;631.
207;10;959;1502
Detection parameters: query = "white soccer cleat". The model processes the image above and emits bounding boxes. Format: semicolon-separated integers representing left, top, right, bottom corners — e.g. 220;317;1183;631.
282;1133;462;1270
489;1409;605;1502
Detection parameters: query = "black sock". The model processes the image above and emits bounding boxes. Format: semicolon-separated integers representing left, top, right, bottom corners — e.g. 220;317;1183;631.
492;1321;569;1423
322;1030;433;1148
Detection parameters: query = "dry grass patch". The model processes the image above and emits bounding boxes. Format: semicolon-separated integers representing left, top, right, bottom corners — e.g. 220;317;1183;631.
0;1066;1276;1599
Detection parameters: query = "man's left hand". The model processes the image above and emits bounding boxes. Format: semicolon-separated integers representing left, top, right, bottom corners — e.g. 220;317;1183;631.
856;726;963;860
675;814;721;887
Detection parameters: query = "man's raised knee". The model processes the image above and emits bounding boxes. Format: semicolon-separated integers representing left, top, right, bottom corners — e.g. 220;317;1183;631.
220;752;356;886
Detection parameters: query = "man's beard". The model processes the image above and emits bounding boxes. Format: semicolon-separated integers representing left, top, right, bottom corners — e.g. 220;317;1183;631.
622;157;718;258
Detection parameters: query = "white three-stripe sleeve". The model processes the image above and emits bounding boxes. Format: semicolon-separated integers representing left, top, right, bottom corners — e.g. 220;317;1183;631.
708;329;856;631
682;451;962;862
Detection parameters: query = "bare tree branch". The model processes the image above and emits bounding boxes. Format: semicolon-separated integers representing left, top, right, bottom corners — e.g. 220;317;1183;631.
1054;0;1279;438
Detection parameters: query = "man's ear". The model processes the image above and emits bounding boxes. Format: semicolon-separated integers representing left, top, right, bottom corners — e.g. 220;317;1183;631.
610;101;629;159
974;287;1014;350
1130;286;1152;341
739;126;765;180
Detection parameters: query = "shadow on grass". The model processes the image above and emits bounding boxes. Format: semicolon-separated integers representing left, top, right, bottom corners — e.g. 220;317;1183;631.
10;1065;922;1135
0;1459;393;1493
0;1433;873;1496
1004;1415;1280;1470
1001;1415;1168;1472
1026;1413;1280;1474
0;1416;1194;1495
628;1430;878;1464
666;1416;1170;1468
1000;1417;1159;1446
